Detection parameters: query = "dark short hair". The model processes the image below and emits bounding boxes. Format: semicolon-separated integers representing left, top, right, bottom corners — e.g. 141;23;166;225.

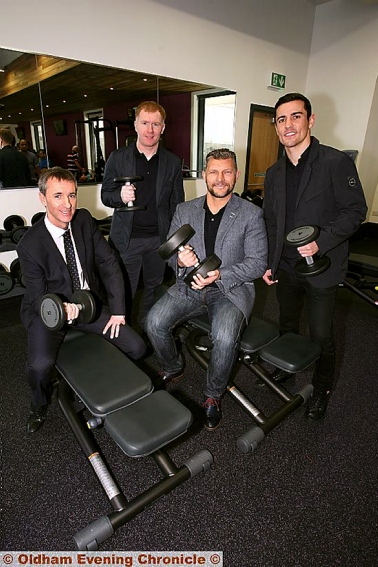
38;167;77;195
274;92;312;120
0;128;14;145
204;148;238;170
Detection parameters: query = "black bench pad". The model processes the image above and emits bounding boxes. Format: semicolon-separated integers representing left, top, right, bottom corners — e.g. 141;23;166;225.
188;315;279;353
56;333;152;416
258;332;321;373
105;390;193;457
348;253;378;278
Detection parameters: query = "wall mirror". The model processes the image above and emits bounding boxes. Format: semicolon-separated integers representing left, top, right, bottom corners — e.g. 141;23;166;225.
0;47;218;183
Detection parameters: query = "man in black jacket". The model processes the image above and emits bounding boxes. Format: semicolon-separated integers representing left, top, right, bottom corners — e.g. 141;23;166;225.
17;167;146;433
101;101;184;325
0;128;32;187
263;92;367;420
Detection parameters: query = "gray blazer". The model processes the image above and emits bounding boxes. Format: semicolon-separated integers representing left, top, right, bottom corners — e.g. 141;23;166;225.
166;193;268;321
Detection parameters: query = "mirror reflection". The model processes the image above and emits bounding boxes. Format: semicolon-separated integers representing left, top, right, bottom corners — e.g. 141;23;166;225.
0;48;216;184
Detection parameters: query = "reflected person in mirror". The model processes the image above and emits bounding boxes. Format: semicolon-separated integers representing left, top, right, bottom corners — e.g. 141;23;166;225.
0;128;32;187
101;101;184;328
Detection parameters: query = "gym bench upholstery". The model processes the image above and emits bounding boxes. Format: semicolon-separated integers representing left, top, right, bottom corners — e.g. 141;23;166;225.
55;331;213;551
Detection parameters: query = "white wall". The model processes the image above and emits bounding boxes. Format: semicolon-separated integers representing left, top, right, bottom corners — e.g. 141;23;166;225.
306;0;378;219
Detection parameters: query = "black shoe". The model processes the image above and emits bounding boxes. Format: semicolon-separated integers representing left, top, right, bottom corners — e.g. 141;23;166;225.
203;397;222;431
26;404;48;433
272;368;292;383
158;369;184;387
306;391;331;421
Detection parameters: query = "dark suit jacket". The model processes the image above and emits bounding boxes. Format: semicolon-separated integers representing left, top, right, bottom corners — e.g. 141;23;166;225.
16;208;125;329
100;142;184;256
0;146;32;187
264;137;367;287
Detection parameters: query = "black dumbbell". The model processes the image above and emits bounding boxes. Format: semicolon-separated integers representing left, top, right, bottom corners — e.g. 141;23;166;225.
3;215;29;244
285;225;330;277
31;211;45;225
113;176;145;212
10;258;26;287
39;290;96;331
0;264;15;295
158;224;222;286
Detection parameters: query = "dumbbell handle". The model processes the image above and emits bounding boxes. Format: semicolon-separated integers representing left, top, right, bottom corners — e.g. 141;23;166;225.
305;257;315;266
123;181;135;208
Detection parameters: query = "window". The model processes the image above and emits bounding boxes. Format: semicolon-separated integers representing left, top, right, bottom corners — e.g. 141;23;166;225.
194;91;236;173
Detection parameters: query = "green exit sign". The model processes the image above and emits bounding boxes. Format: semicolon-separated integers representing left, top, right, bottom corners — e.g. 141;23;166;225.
271;72;286;89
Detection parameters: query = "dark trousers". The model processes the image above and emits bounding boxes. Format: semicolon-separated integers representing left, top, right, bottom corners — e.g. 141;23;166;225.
26;305;146;407
120;235;166;326
276;269;337;392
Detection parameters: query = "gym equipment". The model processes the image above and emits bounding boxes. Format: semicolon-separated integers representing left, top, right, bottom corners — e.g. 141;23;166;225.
55;331;213;549
285;225;330;277
158;224;222;286
240;188;263;208
339;223;378;306
40;290;96;331
31;211;45;225
113;176;145;212
3;214;28;244
95;216;112;236
0;264;14;295
10;258;25;287
155;285;320;453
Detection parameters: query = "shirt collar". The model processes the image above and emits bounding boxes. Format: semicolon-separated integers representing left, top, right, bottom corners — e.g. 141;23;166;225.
44;214;71;239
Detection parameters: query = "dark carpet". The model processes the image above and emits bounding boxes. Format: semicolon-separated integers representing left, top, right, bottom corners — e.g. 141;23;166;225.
1;280;377;566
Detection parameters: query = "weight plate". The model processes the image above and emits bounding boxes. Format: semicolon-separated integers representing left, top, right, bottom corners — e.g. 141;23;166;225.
71;290;96;324
184;253;222;285
295;255;330;277
0;272;14;295
40;295;65;331
31;212;45;225
158;224;196;259
285;225;319;246
113;176;144;183
117;205;146;212
11;225;28;243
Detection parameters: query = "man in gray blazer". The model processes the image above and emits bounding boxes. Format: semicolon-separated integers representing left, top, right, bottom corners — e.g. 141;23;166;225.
101;101;184;325
146;149;268;431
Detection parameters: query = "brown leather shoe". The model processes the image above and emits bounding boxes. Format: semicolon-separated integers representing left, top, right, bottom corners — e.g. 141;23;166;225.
158;369;184;387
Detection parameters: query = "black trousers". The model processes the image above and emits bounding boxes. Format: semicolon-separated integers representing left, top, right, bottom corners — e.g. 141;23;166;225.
276;269;337;393
25;305;146;407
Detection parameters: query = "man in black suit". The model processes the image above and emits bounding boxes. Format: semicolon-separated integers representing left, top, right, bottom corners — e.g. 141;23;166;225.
0;128;32;187
17;167;146;433
101;101;184;325
263;92;367;420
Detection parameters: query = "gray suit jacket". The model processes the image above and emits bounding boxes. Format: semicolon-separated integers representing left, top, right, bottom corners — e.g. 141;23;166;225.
166;193;268;320
101;142;184;255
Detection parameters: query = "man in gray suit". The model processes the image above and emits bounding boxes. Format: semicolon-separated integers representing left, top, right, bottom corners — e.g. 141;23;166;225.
101;101;184;325
146;149;268;431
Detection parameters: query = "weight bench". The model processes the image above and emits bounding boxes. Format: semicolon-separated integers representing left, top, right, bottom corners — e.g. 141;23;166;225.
55;331;213;551
340;252;378;306
176;311;320;453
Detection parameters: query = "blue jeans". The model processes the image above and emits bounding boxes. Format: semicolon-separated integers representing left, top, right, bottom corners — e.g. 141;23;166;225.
146;286;245;400
276;269;337;392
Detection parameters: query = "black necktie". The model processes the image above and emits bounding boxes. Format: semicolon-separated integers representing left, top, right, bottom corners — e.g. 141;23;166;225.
63;229;81;290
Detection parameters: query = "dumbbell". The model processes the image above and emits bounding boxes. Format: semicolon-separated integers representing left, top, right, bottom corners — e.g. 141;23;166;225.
31;211;45;225
158;224;222;286
39;290;96;331
285;225;330;277
3;215;29;244
10;258;26;287
0;264;15;295
113;176;145;212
